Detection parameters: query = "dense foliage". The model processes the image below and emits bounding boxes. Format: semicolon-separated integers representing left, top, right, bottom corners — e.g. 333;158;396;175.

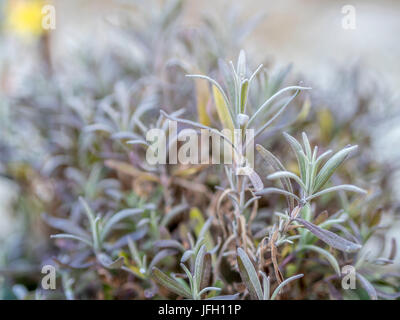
0;0;399;300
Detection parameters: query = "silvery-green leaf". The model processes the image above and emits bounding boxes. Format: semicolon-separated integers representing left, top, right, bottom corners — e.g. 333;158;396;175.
256;187;300;202
236;248;263;300
260;271;270;300
302;132;312;159
283;132;307;181
181;250;194;263
270;274;303;300
267;171;306;190
50;234;93;247
237;50;247;78
180;263;194;293
313;145;358;192
161;202;189;227
306;184;367;202
200;252;212;290
152;267;192;299
148;249;178;271
93;216;101;252
248;169;264;191
296;218;362;253
315;149;332;167
42;213;89;239
253;90;300;140
79;197;96;228
372;258;394;266
194;244;207;291
356;273;378;300
256;144;294;209
244;196;261;210
299;245;340;276
198;287;221;297
248;86;311;127
101;208;145;241
376;289;400;300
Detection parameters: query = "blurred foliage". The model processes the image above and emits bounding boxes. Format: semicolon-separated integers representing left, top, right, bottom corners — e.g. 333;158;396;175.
0;0;399;300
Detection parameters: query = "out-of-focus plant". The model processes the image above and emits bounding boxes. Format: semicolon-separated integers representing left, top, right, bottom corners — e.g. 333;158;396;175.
0;0;399;301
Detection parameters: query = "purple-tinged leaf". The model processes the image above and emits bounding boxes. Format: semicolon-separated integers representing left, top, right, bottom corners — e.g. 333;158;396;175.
296;217;362;253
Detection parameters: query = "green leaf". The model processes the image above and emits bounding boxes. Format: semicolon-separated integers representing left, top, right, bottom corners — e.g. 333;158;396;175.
212;85;235;134
283;132;308;182
240;79;249;113
236;248;263;300
256;144;294;209
313;145;358;192
151;267;192;298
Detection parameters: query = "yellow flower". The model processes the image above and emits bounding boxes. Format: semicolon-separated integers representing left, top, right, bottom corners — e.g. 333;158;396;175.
5;0;46;37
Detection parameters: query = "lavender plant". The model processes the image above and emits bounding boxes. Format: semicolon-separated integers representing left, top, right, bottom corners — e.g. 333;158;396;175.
0;1;398;301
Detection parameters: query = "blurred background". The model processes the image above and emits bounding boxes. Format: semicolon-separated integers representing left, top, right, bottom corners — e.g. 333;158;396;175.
0;0;399;299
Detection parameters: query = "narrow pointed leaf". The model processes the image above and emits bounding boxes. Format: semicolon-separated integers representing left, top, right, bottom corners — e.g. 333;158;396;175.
149;249;178;271
212;85;235;134
256;144;294;209
270;274;303;300
256;188;300;202
283;132;307;181
50;234;93;247
267;171;306;190
356;273;378;300
306;184;367;201
236;248;263;300
195;244;207;291
240;79;249;113
101;208;145;240
151;267;192;298
296;218;362;253
314;145;358;192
